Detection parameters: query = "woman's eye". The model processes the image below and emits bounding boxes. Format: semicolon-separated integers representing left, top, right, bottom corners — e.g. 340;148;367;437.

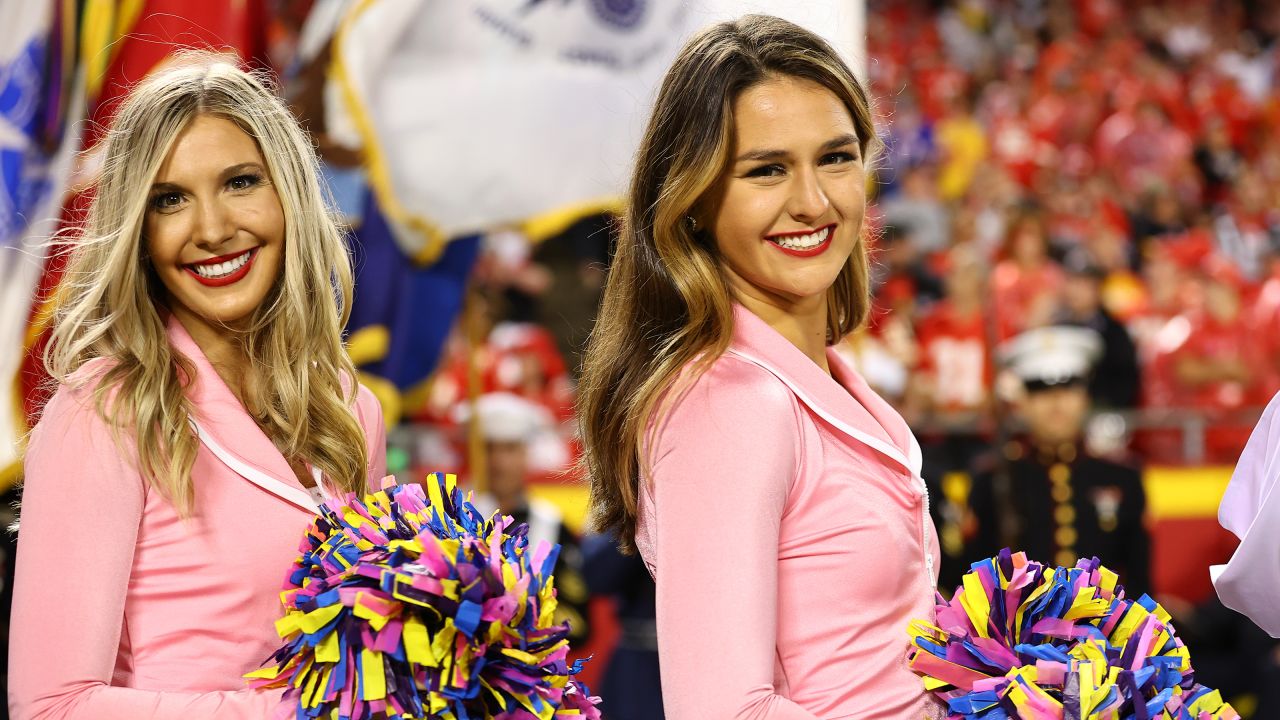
150;192;183;211
228;173;263;191
746;164;785;178
821;151;858;166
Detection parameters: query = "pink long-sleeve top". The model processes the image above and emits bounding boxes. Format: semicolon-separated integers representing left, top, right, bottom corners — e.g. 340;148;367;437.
636;304;944;719
10;315;388;720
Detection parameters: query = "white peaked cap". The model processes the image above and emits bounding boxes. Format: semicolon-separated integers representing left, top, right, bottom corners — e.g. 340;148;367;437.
456;392;550;443
999;326;1104;388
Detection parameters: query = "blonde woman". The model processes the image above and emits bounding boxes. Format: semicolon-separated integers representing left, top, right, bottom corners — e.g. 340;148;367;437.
578;16;944;718
9;58;386;719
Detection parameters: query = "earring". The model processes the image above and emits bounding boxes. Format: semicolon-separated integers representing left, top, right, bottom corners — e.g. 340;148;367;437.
685;215;699;232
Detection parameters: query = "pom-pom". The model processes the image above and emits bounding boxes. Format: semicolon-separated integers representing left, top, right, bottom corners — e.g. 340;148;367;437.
247;472;602;720
908;549;1239;720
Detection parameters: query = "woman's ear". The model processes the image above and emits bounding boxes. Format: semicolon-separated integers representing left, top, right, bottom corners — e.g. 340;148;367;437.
686;196;714;238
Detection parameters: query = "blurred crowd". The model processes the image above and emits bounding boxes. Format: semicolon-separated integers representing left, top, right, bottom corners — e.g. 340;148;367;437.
857;0;1280;466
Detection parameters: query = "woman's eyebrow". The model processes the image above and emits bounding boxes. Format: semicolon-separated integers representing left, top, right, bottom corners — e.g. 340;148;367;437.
735;147;790;163
735;133;860;163
820;133;860;152
149;180;183;194
220;161;267;179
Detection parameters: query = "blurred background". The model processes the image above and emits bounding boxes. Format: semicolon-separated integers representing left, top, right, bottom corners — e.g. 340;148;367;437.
3;0;1280;717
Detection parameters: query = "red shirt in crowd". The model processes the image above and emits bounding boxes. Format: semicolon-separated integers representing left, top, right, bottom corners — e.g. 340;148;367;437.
991;260;1064;340
914;300;993;413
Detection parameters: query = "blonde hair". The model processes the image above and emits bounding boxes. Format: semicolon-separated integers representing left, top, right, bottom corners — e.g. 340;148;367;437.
45;54;369;513
578;15;882;553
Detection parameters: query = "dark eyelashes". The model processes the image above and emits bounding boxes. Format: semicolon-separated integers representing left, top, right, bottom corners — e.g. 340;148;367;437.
147;173;265;211
822;151;859;164
149;192;183;211
227;173;265;190
743;152;860;178
746;164;785;178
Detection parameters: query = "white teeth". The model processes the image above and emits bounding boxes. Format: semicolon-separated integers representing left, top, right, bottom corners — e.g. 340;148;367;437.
772;227;830;250
191;250;251;279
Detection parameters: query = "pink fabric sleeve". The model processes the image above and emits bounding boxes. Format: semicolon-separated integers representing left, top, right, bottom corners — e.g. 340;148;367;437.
9;386;287;720
355;385;388;488
645;360;820;720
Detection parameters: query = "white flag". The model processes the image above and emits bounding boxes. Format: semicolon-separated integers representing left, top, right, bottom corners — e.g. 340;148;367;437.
327;0;864;263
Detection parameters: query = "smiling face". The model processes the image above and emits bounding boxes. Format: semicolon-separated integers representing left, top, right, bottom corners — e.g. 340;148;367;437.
703;75;866;315
144;114;285;338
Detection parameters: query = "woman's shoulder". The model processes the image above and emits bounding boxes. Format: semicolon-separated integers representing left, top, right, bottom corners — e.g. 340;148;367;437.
39;358;120;423
642;349;806;499
27;358;139;476
660;350;801;430
63;356;117;388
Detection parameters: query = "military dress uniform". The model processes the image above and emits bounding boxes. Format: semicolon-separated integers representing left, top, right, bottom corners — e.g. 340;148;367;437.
965;325;1152;595
968;439;1151;594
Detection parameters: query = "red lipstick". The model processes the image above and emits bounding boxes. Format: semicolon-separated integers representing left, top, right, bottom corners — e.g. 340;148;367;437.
182;248;258;288
764;223;836;258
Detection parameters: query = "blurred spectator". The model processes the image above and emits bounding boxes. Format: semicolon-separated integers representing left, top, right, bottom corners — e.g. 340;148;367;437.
1215;29;1274;104
1108;101;1194;198
1129;184;1190;246
465;393;591;645
1058;261;1141;408
936;90;993;202
1171;262;1264;463
991;208;1064;340
907;243;993;423
968;326;1150;593
1130;239;1203;463
526;213;615;377
877;91;936;196
1212;168;1279;282
872;224;945;322
426;315;575;428
880;165;951;255
582;533;664;720
1194;116;1245;205
959;163;1023;259
1252;256;1280;391
832;329;912;408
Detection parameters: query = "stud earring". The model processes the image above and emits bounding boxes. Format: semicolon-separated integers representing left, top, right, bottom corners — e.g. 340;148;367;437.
685;215;699;232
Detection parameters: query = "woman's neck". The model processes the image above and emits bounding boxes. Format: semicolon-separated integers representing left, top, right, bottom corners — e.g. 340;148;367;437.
170;308;253;401
733;290;831;374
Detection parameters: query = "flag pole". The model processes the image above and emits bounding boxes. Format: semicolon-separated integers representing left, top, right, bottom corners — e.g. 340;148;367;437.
464;284;488;495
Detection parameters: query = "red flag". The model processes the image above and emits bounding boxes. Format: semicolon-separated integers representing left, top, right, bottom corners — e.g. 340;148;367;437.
17;1;271;442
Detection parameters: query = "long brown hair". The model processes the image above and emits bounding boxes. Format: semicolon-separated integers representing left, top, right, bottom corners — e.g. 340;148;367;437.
45;55;369;514
578;15;882;552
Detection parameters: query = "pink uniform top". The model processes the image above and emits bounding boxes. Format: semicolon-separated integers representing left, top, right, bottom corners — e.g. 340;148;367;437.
636;305;944;720
10;315;388;719
1212;390;1280;637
